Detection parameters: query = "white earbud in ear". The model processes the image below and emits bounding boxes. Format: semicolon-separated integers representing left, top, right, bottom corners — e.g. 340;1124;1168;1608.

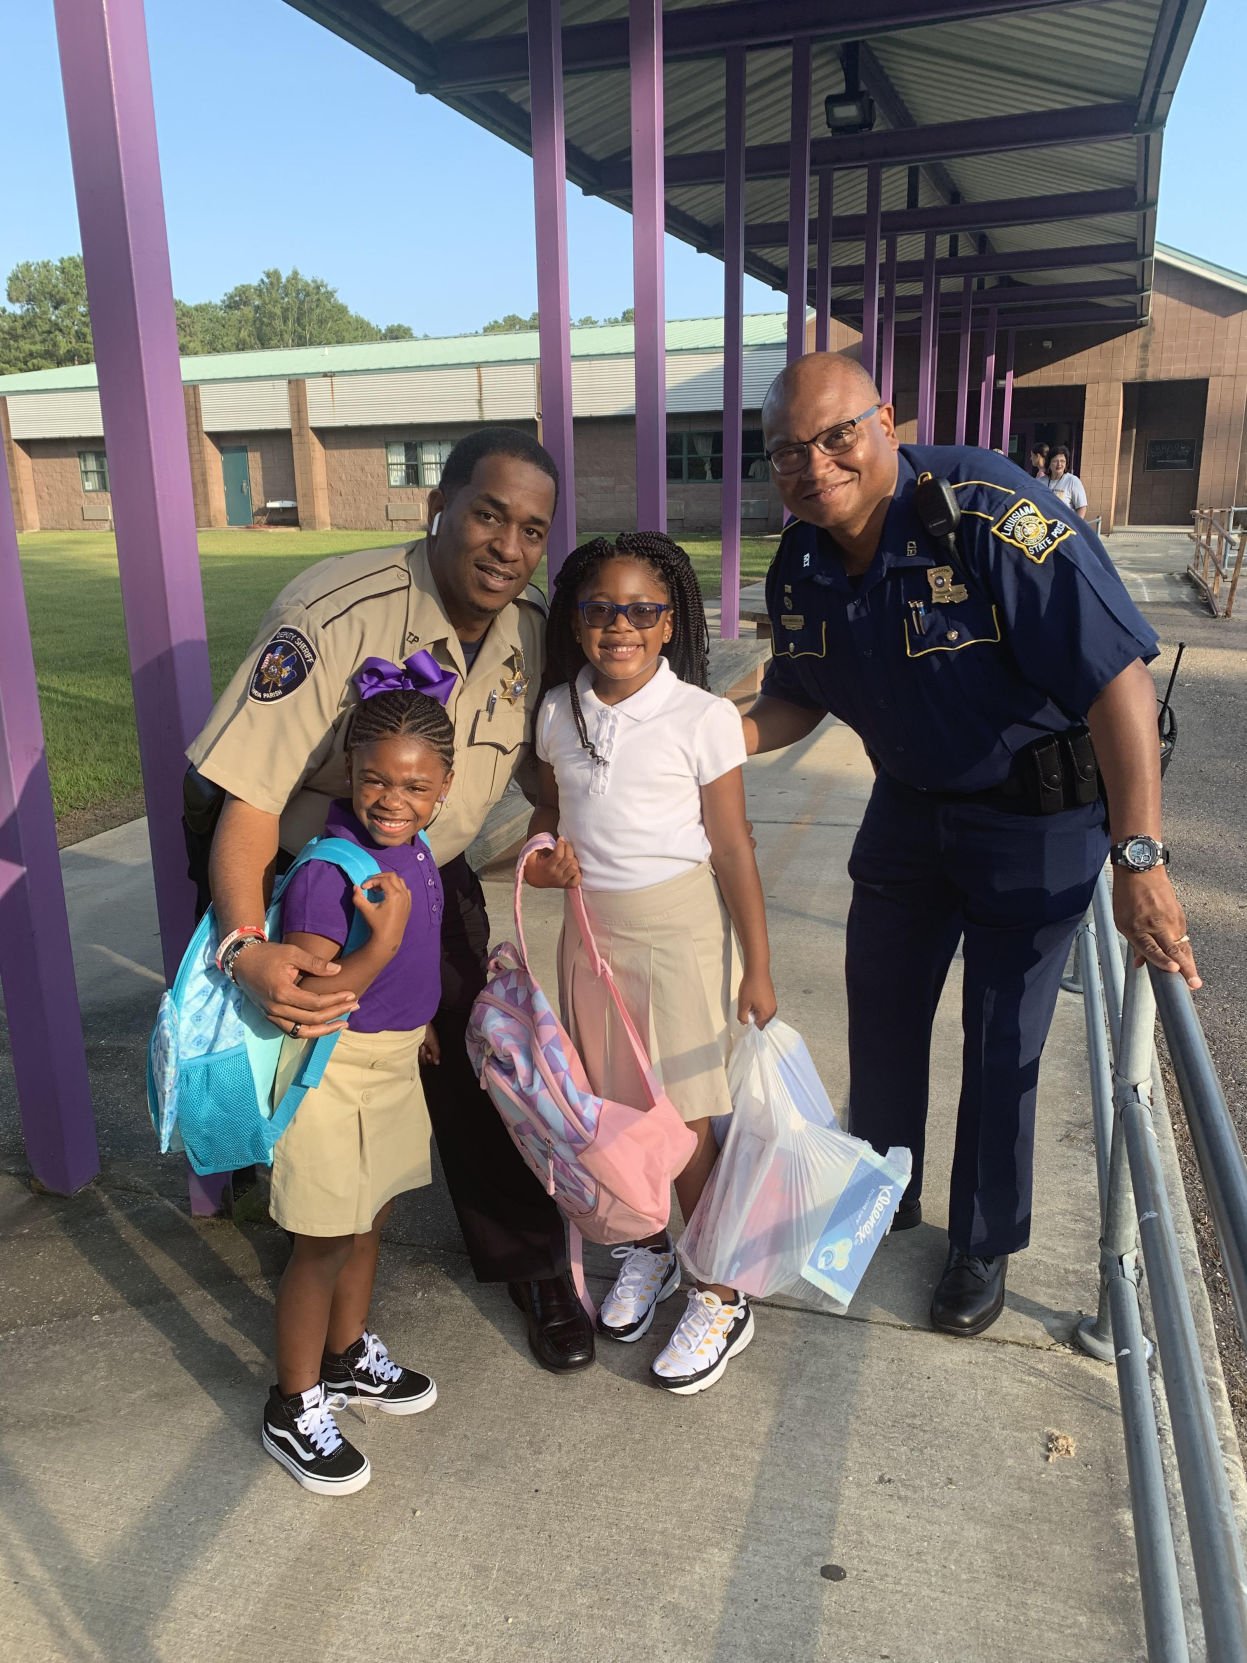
430;511;442;536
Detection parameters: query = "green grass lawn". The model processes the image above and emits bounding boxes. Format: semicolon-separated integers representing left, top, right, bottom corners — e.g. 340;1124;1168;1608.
18;527;778;826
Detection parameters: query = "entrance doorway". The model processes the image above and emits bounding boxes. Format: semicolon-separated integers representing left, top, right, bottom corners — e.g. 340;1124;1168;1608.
1118;380;1206;526
221;446;253;526
1007;386;1086;479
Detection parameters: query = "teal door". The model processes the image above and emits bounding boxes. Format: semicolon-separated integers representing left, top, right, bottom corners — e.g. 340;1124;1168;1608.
221;446;252;525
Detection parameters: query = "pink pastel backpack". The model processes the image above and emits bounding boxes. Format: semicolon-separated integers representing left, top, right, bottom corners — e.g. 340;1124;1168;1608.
467;835;697;1311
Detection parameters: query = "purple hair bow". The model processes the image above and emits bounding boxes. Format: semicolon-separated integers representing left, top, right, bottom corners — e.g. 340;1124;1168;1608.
353;650;458;707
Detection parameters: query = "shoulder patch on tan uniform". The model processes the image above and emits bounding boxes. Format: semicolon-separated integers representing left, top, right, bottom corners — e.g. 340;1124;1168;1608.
991;498;1075;565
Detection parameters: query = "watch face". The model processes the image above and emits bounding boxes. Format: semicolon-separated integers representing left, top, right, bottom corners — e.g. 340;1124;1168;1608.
1125;836;1156;869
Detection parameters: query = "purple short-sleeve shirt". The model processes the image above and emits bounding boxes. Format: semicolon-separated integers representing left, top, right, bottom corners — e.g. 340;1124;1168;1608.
280;800;443;1033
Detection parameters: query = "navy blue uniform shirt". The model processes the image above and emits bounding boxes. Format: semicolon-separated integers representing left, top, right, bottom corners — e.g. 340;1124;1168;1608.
760;445;1159;794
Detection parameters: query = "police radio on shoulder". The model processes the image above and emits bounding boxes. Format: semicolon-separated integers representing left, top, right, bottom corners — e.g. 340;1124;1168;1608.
1110;835;1170;872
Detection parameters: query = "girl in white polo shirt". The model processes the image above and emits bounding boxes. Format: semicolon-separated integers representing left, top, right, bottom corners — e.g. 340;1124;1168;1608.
527;532;776;1395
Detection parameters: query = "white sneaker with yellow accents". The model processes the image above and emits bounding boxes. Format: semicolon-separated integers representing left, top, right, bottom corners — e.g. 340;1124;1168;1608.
651;1287;754;1395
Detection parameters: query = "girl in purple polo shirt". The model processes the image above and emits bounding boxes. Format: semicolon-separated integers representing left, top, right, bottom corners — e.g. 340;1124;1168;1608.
260;653;456;1497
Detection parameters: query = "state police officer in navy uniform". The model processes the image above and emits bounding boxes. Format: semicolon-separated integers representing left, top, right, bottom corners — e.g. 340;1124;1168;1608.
743;353;1200;1337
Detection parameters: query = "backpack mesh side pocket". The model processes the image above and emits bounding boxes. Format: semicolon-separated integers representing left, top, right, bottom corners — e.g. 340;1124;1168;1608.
176;1046;268;1175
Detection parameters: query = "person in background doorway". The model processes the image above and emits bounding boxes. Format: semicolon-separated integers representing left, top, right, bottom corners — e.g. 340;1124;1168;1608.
1047;446;1088;517
1028;443;1049;480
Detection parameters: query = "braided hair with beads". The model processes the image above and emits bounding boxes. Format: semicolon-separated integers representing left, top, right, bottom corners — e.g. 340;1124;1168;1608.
345;689;455;772
542;532;711;764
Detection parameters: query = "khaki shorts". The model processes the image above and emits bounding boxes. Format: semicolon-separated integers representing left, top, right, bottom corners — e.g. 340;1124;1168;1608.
269;1026;432;1237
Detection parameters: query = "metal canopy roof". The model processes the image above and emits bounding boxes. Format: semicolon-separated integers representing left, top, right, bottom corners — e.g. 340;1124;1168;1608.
291;1;1205;332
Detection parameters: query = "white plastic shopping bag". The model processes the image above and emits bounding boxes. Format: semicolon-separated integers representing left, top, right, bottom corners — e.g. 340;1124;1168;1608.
678;1019;911;1312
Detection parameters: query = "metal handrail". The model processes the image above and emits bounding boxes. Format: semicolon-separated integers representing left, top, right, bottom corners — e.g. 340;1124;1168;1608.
1153;972;1247;1355
1074;872;1247;1660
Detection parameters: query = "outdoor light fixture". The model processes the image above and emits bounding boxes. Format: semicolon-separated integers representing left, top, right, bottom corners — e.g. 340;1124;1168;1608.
825;43;876;136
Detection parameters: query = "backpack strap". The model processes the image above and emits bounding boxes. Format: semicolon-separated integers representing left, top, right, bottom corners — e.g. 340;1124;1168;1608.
512;833;666;1110
269;836;385;1125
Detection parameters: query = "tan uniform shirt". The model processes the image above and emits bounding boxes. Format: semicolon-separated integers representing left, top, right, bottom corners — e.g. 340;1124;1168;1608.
188;540;546;864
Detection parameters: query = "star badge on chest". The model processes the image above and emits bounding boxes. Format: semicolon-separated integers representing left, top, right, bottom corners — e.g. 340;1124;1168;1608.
499;647;531;705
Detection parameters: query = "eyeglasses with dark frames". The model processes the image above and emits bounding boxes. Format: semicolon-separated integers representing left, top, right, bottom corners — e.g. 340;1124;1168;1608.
577;600;671;630
765;403;881;476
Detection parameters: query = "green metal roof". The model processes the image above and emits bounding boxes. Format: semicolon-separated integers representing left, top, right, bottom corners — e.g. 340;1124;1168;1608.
0;311;789;397
1155;243;1247;297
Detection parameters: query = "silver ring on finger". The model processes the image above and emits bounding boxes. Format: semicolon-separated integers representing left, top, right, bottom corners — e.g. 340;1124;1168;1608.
290;1022;302;1038
1166;933;1191;951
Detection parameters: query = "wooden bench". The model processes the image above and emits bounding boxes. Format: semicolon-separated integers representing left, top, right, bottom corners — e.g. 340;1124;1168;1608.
466;633;774;869
739;579;772;642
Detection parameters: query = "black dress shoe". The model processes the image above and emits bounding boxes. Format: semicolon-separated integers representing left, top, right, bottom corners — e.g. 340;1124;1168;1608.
890;1194;922;1232
930;1246;1008;1336
507;1275;595;1373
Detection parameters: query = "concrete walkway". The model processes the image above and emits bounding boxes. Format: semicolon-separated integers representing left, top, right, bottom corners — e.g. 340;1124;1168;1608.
0;586;1237;1661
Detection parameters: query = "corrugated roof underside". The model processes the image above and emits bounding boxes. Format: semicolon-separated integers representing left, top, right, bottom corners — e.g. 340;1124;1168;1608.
343;0;1174;310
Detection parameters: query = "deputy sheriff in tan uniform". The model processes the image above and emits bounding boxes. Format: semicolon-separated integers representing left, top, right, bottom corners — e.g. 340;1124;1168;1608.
191;535;542;866
189;428;595;1374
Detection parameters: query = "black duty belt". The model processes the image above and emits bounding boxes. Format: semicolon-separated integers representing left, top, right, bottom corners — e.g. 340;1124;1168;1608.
939;727;1100;817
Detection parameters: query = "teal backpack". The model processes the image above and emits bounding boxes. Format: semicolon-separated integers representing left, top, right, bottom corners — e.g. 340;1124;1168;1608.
147;836;383;1176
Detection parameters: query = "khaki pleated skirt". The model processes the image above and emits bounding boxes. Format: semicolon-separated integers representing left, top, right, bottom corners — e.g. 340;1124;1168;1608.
558;862;739;1126
269;1026;432;1237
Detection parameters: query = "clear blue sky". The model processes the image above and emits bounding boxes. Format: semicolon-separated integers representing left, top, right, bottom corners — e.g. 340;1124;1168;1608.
2;0;1243;337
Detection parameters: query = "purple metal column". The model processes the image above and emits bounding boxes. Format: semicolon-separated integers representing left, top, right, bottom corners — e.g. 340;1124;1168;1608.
52;0;211;985
977;303;998;449
916;233;938;442
630;0;666;530
954;276;973;443
814;170;834;353
786;39;812;361
528;0;578;569
860;165;882;381
720;49;746;641
999;329;1016;456
0;431;100;1193
879;236;897;404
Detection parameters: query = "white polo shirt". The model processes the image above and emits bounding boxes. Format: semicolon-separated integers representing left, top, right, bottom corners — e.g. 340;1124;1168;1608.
1049;471;1088;513
536;659;747;891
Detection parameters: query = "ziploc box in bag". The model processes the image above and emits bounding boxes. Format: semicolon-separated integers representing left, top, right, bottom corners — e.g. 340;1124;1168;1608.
800;1141;912;1309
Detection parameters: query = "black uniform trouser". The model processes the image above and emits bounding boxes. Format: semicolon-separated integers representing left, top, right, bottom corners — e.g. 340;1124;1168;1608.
421;854;568;1283
844;772;1107;1259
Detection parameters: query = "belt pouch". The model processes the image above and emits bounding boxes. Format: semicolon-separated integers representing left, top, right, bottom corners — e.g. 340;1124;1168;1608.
1063;728;1101;807
1026;736;1066;815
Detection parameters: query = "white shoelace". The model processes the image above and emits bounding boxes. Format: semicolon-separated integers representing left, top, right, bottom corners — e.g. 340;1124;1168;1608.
667;1289;736;1361
295;1388;349;1455
607;1244;673;1314
359;1330;404;1383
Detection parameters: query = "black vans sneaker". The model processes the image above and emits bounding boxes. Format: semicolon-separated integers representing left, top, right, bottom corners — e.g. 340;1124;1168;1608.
261;1383;371;1495
321;1330;437;1416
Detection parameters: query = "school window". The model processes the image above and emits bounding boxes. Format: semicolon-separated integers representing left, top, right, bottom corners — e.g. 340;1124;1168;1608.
741;428;768;481
385;438;454;489
667;430;723;482
666;429;769;483
78;450;109;493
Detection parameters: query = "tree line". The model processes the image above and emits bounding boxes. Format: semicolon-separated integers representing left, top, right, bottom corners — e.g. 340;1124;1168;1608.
0;255;639;375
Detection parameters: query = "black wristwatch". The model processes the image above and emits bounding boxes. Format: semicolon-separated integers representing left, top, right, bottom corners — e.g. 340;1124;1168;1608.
1109;834;1170;873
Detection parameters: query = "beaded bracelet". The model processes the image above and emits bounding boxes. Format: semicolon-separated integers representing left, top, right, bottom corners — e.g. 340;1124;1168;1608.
220;935;264;984
214;924;267;974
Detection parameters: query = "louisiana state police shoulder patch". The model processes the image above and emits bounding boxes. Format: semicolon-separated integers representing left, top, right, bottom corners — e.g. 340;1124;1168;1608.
991;498;1074;565
248;626;317;702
